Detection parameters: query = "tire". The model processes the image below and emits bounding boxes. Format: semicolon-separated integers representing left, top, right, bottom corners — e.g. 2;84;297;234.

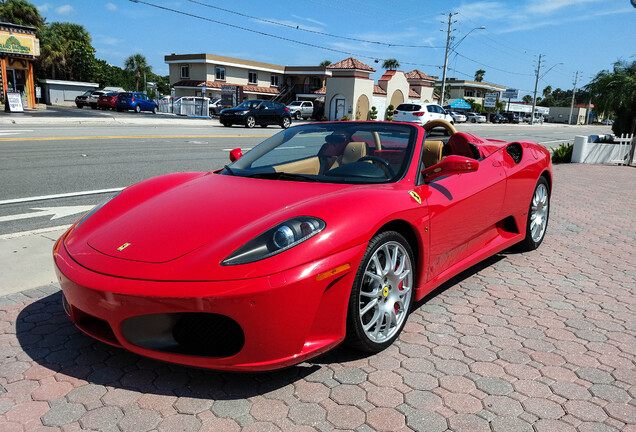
471;118;476;123
281;116;291;129
152;105;157;114
90;104;97;110
517;176;550;251
116;108;123;112
245;115;256;128
346;231;415;353
76;104;82;109
222;121;231;127
134;105;141;113
294;111;302;120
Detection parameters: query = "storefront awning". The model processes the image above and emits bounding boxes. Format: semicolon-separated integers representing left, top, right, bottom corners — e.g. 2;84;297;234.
448;99;472;109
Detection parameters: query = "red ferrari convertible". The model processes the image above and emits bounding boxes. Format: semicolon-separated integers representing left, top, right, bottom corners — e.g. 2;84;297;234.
54;120;552;371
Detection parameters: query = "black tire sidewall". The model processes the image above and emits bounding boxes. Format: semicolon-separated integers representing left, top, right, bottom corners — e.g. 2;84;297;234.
518;176;550;251
346;231;415;353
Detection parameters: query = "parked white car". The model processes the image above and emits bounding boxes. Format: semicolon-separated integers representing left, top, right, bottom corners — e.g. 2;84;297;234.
466;112;486;123
393;103;454;128
448;111;466;123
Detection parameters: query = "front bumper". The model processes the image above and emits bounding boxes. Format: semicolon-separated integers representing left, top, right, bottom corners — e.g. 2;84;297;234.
54;236;366;371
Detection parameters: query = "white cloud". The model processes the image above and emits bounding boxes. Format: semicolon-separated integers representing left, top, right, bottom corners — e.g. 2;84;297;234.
37;3;52;13
106;3;117;12
55;5;75;15
524;0;601;15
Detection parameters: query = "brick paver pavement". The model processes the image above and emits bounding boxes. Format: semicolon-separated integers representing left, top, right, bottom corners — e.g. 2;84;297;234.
1;164;635;431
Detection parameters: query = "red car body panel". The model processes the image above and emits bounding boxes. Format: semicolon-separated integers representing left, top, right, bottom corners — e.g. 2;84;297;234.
54;122;552;371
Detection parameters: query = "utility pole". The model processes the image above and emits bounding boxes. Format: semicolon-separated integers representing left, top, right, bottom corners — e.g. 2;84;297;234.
530;54;543;125
568;71;579;125
439;13;456;108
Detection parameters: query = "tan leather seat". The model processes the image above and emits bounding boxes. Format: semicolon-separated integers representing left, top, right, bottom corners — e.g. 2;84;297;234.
422;140;444;168
330;141;367;169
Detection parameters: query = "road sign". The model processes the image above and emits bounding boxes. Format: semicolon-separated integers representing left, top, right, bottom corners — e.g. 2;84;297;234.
502;88;519;99
484;93;498;108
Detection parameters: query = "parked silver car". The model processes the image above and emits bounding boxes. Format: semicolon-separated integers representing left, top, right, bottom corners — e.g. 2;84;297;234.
447;111;466;123
466;112;486;123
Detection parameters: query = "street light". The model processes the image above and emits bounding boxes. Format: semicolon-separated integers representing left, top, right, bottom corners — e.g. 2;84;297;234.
440;20;485;107
530;58;564;125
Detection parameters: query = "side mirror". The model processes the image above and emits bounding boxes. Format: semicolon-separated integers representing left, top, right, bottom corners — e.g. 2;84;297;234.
229;148;243;162
421;155;479;183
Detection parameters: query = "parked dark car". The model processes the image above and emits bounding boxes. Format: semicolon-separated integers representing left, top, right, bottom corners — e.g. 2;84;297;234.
502;112;522;124
97;92;120;110
490;113;507;123
116;92;158;113
75;90;92;108
219;99;292;128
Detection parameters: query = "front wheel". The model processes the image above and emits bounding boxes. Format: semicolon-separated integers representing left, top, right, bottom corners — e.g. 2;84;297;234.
294;111;302;120
346;231;415;353
221;121;231;127
245;115;256;128
281;116;291;129
517;176;550;251
152;105;157;114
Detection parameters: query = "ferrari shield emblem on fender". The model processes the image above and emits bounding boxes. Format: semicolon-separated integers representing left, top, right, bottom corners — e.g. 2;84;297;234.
117;242;131;251
409;191;422;205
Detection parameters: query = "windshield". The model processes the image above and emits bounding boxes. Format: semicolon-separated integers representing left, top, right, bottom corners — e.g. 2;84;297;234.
236;100;262;109
222;122;417;184
289;101;302;106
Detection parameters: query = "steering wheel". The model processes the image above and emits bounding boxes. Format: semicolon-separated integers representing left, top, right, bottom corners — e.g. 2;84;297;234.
423;119;457;137
358;156;396;178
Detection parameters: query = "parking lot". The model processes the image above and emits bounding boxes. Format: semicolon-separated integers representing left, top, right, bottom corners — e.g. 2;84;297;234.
1;162;634;431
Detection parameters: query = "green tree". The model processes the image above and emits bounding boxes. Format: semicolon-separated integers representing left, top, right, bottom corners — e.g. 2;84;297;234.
125;53;151;92
382;58;400;70
0;0;45;29
522;94;533;103
474;69;485;82
542;85;552;99
585;59;636;136
319;60;331;67
37;22;93;80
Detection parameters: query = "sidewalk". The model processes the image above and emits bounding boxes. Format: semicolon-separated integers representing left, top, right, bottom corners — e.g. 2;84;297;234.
0;163;634;431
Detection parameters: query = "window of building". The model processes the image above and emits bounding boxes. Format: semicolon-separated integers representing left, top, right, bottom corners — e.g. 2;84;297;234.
465;90;474;97
270;74;280;87
248;71;258;85
215;67;225;81
180;65;189;79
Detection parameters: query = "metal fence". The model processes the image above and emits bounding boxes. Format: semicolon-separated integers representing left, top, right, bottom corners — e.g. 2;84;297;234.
157;96;209;116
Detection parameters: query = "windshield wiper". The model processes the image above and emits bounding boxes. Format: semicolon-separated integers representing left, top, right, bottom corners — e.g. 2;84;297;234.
247;171;317;182
223;165;235;176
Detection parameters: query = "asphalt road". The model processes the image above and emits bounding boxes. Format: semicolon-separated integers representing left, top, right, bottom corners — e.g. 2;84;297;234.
0;110;612;236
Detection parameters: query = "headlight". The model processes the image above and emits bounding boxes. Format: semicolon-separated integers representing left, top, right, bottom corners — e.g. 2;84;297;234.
222;217;325;265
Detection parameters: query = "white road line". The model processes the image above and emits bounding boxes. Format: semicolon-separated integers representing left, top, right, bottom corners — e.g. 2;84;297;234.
0;188;125;205
539;139;574;144
0;224;71;240
222;147;253;152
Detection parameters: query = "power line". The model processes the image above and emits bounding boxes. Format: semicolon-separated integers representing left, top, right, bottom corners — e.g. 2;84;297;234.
129;0;442;70
185;0;442;49
454;52;535;76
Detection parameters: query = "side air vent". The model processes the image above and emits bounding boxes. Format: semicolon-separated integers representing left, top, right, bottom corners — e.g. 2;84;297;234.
506;143;523;164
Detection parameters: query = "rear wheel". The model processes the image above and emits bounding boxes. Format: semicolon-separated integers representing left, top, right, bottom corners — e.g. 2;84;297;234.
134;105;141;113
294;111;302;120
281;116;291;129
245;115;256;128
76;104;82;109
346;231;414;352
517;176;550;251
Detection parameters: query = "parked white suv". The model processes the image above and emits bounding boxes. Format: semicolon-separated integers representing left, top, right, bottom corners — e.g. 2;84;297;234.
393;103;454;128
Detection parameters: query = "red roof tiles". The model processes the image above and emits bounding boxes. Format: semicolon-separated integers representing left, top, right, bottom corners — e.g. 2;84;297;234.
327;57;376;72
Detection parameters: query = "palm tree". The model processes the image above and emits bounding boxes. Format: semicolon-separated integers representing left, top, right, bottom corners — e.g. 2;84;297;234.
522;94;533;104
319;60;331;67
586;59;636;140
0;0;45;29
125;54;151;92
542;85;552;99
38;22;92;80
474;69;486;82
382;58;400;70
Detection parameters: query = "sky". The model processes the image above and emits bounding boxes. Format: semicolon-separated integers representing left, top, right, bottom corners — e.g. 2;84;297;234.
36;0;635;99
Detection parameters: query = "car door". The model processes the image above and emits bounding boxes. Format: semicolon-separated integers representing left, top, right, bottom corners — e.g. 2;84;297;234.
418;149;507;282
258;101;275;124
